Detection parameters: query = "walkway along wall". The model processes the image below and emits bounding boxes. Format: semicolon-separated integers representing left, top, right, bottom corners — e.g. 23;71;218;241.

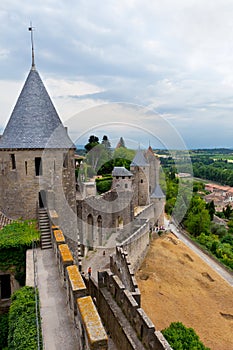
26;219;172;350
27;226;108;350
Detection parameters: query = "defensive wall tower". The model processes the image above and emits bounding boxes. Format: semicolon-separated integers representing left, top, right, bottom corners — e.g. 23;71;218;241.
0;50;77;238
130;149;150;207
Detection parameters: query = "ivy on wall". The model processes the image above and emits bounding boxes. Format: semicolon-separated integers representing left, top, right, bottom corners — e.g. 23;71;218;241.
0;220;40;285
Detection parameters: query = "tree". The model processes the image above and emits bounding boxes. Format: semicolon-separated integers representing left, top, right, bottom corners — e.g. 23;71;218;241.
223;204;233;219
185;196;211;236
101;135;112;159
101;135;111;149
86;144;109;172
84;135;110;173
162;322;210;350
84;135;99;152
206;200;215;220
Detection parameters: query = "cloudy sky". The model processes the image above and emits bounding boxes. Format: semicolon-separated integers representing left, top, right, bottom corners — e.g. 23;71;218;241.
1;0;233;149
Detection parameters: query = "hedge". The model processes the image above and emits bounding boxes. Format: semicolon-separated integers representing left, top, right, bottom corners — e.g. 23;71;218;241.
0;313;9;349
8;286;43;350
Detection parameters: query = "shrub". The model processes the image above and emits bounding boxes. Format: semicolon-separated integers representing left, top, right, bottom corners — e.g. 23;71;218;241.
162;322;210;350
0;313;9;349
8;286;42;350
96;177;112;194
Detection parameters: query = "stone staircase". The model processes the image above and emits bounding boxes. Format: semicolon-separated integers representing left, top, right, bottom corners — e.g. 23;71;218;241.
38;208;52;249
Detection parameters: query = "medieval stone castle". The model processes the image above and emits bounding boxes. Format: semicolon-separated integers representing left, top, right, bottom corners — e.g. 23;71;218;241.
0;49;172;349
0;54;165;255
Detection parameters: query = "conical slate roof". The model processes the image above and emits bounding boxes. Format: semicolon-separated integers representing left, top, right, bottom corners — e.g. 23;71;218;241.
0;68;75;149
130;149;149;167
150;184;165;199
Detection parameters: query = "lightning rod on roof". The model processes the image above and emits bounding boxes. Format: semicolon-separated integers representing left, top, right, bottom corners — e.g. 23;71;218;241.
28;22;35;70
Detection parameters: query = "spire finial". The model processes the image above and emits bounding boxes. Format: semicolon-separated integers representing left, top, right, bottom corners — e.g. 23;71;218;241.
28;22;36;70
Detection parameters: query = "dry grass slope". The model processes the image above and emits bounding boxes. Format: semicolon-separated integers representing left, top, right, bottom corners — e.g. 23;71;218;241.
136;233;233;350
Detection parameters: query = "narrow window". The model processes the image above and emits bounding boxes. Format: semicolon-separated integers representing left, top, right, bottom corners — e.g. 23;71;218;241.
141;179;143;183
0;274;11;299
10;154;16;170
125;184;128;189
25;161;28;175
63;153;68;168
35;157;42;176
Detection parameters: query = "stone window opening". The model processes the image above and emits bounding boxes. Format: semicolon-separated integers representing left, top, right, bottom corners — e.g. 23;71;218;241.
63;153;68;168
140;179;143;183
0;274;11;299
10;154;16;170
125;184;128;189
35;157;42;176
25;161;28;175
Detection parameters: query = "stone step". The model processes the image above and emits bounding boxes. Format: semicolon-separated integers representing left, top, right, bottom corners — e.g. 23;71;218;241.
40;224;50;228
40;227;50;232
39;213;48;216
41;234;51;239
41;232;51;236
41;238;52;244
41;244;52;250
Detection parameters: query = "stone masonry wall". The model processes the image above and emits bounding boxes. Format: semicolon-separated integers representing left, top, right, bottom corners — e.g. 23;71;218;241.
0;150;76;223
0;148;77;240
110;246;141;305
77;190;134;248
86;270;172;350
120;219;150;272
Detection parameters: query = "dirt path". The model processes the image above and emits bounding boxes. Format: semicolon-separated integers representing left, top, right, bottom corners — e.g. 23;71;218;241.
136;233;233;350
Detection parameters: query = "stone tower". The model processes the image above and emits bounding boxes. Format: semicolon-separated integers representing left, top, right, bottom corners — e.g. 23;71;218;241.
150;184;165;227
130;149;150;206
146;146;160;194
0;53;77;238
111;167;133;191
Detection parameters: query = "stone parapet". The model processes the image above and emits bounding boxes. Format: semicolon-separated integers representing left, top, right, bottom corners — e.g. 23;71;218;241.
97;270;172;350
53;229;66;257
66;265;87;315
58;244;74;282
76;296;108;350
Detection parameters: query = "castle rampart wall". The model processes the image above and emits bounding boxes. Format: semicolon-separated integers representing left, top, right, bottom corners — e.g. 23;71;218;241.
120;219;150;272
85;270;172;350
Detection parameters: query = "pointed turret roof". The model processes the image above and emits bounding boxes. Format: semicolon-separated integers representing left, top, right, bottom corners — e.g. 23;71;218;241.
150;184;165;199
130;149;149;167
0;68;74;149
